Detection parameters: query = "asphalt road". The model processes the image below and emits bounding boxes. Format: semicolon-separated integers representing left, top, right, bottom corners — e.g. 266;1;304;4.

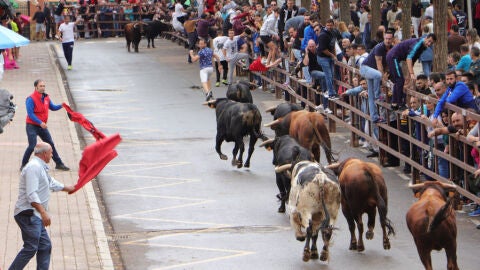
57;37;480;270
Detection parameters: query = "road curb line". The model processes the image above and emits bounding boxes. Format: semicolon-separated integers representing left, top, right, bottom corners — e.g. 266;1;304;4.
48;43;114;270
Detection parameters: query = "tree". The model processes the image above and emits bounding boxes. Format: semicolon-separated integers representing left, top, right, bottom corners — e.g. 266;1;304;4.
433;0;447;72
319;0;330;25
339;0;350;25
401;0;412;40
370;0;381;41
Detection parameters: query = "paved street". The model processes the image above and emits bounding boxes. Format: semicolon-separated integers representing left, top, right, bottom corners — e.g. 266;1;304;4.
58;37;479;270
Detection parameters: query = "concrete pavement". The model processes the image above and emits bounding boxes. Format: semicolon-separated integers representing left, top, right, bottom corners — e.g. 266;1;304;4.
0;42;114;269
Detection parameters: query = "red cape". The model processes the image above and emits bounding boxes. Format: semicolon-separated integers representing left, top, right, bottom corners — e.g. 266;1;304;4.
63;103;122;194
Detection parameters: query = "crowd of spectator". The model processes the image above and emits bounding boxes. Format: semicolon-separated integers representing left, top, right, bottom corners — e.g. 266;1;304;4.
3;0;480;222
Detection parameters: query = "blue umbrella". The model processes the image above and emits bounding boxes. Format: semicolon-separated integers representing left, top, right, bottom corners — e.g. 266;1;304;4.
0;25;29;49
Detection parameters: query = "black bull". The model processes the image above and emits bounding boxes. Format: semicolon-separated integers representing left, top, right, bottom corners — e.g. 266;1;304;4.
226;80;256;103
124;22;146;53
205;98;268;168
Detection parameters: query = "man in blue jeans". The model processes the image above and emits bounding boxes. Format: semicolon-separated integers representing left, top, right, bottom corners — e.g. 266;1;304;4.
316;19;338;99
9;142;74;270
359;29;394;124
20;79;70;171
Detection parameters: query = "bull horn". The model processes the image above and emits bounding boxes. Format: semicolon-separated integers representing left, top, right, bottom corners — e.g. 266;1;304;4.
275;164;292;173
202;99;216;106
408;183;425;190
258;138;274;147
265;106;277;113
264;119;280;127
325;162;340;170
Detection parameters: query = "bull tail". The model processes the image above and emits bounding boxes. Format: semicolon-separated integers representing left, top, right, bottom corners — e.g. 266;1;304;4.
365;167;395;236
312;117;336;164
247;109;268;141
319;184;331;230
427;198;453;233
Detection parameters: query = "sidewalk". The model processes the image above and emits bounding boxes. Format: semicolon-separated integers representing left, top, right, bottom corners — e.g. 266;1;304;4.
0;42;113;269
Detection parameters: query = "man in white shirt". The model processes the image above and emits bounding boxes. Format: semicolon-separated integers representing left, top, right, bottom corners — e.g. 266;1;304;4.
223;28;249;84
9;142;74;270
213;35;229;86
57;15;78;70
260;6;280;66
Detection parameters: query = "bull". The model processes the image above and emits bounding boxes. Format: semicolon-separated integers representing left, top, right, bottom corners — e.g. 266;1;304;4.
265;102;302;120
259;135;313;213
285;159;341;262
326;158;395;252
145;20;171;48
124;22;147;53
265;110;334;164
407;181;458;270
226;80;257;103
205;98;268;168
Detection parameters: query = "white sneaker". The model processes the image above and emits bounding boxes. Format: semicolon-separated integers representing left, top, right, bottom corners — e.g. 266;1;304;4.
315;105;324;112
324;108;333;114
298;79;307;83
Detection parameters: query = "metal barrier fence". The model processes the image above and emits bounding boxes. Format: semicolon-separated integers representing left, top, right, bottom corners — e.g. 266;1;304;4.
140;21;480;206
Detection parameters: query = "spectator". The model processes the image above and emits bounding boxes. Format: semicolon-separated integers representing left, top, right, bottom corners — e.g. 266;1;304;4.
317;18;339;99
212;35;229;87
448;24;467;54
32;5;47;41
467;30;480;53
386;3;401;29
260;6;280;67
303;39;326;111
433;70;476;123
386;33;437;110
278;0;298;53
420;25;434;77
415;74;432;95
223;28;249;84
456;44;472;72
424;0;434;20
447;51;461;71
411;0;422;38
470;46;480;93
453;3;467;36
57;15;78;71
338;21;351;40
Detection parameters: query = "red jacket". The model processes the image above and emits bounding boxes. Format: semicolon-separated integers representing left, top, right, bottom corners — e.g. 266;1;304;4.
26;91;50;125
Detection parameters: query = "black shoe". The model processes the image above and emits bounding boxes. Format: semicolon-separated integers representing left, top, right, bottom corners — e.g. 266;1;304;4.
366;151;379;158
205;91;214;101
55;164;70;171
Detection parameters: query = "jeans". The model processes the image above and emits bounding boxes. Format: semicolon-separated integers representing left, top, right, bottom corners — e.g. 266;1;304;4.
227;53;249;84
360;65;382;121
317;56;335;96
62;41;74;66
387;56;405;105
9;215;51;270
292;49;311;82
21;124;63;167
421;61;432;77
310;70;326;89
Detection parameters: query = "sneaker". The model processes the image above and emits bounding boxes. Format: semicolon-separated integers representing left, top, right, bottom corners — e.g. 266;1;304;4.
324;108;333;114
55;164;70;171
298;79;307;83
374;118;387;124
468;208;480;217
328;94;340;100
315;104;324;112
205;91;214;101
323;92;329;98
222;79;228;85
366;151;379;158
67;65;72;70
215;82;220;87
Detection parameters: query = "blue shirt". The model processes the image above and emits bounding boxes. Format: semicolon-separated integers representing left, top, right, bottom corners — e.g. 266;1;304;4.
301;25;317;51
14;156;64;218
433;81;476;118
198;47;214;70
456;54;472;72
26;94;62;125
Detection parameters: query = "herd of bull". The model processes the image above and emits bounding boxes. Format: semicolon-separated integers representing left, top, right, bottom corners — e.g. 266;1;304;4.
202;80;460;270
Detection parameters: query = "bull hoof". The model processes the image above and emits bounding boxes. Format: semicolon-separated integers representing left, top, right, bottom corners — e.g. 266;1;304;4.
320;251;328;261
310;249;319;260
220;154;228;160
296;235;306;242
349;242;357;250
383;239;391;250
366;230;374;240
303;249;311;262
357;244;365;252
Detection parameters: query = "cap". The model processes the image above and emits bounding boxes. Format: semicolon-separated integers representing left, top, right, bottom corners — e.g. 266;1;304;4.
298;7;306;15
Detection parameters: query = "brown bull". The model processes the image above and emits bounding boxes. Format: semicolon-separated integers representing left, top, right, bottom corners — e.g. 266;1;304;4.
265;110;334;164
407;181;458;270
327;158;395;252
124;22;146;53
